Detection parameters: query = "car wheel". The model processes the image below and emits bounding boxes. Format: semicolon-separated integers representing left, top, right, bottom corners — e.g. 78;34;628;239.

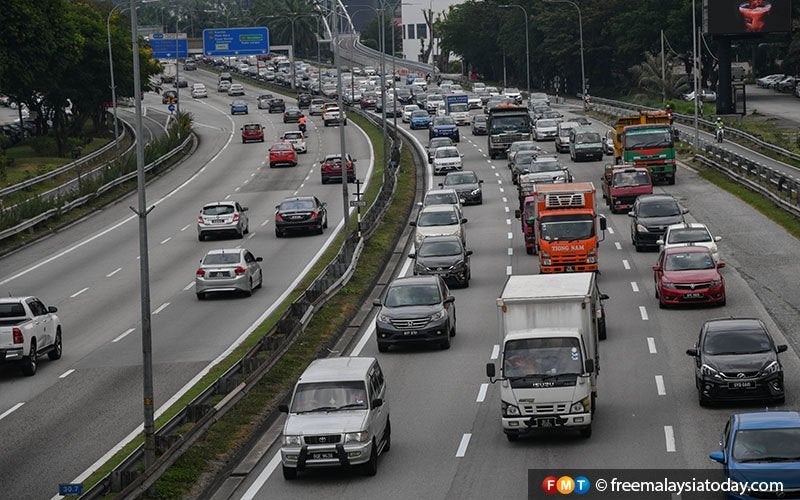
773;395;786;405
242;138;246;143
282;465;297;480
526;246;534;255
22;339;37;376
275;228;284;238
668;174;676;185
48;329;63;360
635;242;644;252
198;233;205;241
377;341;389;353
383;418;391;452
256;273;263;289
244;279;253;297
440;336;451;350
598;317;607;340
196;292;205;300
243;224;249;235
658;298;666;309
506;433;519;442
323;214;328;229
361;441;379;476
316;224;324;235
698;388;710;407
237;228;244;239
719;294;726;307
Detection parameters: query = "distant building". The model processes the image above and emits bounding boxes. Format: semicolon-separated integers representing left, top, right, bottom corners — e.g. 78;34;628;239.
400;0;459;64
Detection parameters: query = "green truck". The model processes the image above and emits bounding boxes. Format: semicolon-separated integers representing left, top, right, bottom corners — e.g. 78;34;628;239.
613;111;676;185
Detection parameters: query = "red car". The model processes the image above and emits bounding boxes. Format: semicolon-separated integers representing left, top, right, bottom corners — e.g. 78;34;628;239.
268;142;298;168
320;153;356;184
652;246;726;308
241;123;264;143
360;94;377;110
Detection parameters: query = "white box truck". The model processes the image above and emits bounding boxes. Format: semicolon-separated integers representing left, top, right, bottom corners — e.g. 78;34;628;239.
486;273;607;440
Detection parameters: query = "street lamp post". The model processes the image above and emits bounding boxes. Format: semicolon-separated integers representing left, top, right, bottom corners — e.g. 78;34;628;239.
333;2;350;228
499;4;530;101
692;0;699;150
107;6;124;151
544;0;585;98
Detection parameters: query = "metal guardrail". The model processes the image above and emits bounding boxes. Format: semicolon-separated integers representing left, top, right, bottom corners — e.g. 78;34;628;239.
590;96;800;166
79;108;406;500
0;130;191;241
0;116;128;199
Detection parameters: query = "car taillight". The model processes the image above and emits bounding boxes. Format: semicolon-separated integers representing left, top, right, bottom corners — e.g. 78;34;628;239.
198;216;205;224
196;269;205;277
12;328;23;344
233;213;239;222
309;211;318;220
275;213;283;221
235;266;246;275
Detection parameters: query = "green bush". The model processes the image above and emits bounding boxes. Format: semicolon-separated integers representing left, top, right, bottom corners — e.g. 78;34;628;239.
28;136;58;156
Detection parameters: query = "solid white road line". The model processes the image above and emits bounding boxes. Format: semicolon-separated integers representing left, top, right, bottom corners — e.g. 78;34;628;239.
623;259;631;270
183;282;194;291
59;369;76;379
655;375;666;396
491;344;500;360
153;302;170;315
0;403;24;421
607;227;615;234
160;237;171;245
639;306;649;321
112;328;135;343
664;426;676;452
615;242;622;250
180;224;191;231
631;281;640;292
506;265;512;275
106;268;122;278
647;337;657;354
476;383;489;403
455;433;472;457
241;452;282;500
70;288;89;298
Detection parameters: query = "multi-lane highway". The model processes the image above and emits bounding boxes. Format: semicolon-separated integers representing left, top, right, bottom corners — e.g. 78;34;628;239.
0;70;374;499
226;98;800;499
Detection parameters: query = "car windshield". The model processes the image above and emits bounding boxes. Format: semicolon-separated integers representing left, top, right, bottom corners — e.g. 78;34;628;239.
384;284;442;307
625;129;673;150
474;116;487;123
418;211;459;226
515;151;538;164
203;253;241;265
503;337;583;387
425;193;458;206
540;214;595;241
435;148;460;159
419;240;462;257
412;111;429;118
290;381;368;413
613;171;651;187
638;200;681;217
428;94;443;101
575;132;601;144
434;117;455;126
243;124;260;131
558;127;573;137
444;173;478;185
668;228;712;244
530;161;561;173
283;132;302;140
202;205;235;215
537;120;556;128
280;199;315;211
450;104;468;112
664;252;715;271
272;144;292;151
732;428;800;462
704;329;772;356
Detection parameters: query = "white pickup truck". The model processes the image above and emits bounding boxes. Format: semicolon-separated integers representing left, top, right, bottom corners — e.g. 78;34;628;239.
0;297;62;376
323;106;347;127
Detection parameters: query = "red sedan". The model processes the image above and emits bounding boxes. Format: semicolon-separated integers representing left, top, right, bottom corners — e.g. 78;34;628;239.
652;246;726;308
268;142;298;168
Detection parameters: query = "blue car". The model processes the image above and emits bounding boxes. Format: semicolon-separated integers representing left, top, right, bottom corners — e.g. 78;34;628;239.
710;411;800;499
231;99;248;115
410;110;432;130
429;116;460;142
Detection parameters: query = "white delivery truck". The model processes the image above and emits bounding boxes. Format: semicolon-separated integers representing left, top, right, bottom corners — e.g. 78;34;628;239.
486;273;607;440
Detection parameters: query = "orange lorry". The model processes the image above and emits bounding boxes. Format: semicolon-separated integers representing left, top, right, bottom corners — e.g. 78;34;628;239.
535;183;607;273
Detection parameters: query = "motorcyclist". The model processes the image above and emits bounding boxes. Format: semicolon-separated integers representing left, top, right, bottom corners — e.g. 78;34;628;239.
298;115;307;133
715;117;724;142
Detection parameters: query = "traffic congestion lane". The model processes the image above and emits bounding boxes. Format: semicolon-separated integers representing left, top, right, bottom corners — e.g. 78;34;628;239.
0;76;374;500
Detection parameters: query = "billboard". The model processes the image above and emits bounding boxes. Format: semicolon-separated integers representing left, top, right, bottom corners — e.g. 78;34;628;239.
705;0;792;35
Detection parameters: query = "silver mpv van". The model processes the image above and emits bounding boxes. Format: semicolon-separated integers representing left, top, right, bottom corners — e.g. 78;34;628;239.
279;357;390;479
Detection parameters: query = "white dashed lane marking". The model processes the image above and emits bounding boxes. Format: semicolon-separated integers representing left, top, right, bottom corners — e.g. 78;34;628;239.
112;328;135;343
106;268;122;277
160;237;171;244
70;287;89;298
664;426;676;452
476;384;488;403
631;282;639;292
181;224;191;231
59;369;76;379
639;306;649;321
647;337;657;354
455;433;472;457
655;375;666;396
623;259;631;270
0;403;24;421
491;344;500;360
153;302;170;315
615;242;622;250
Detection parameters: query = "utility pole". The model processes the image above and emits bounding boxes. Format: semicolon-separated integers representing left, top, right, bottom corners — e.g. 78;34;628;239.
175;16;181;137
661;30;666;103
334;1;350;227
692;0;699;150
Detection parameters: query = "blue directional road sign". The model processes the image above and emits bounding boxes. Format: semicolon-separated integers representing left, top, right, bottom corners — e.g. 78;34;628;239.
203;27;269;56
445;94;468;111
167;104;175;112
149;33;188;59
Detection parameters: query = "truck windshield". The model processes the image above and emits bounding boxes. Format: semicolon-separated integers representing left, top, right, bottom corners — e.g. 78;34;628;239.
539;214;595;241
491;115;530;132
524;202;536;222
613;171;651;187
290;381;368;413
624;129;672;150
450;104;468;112
503;337;583;385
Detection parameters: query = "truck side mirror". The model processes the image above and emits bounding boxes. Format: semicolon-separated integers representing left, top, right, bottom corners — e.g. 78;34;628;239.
486;362;496;379
409;221;417;226
599;293;609;301
438;183;444;188
584;359;594;374
599;216;607;231
371;398;383;408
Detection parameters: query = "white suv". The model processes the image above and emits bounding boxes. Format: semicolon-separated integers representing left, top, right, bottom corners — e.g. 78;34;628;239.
279;357;390;479
431;146;464;175
657;223;722;262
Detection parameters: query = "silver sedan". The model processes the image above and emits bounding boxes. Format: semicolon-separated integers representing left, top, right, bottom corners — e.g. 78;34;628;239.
195;248;263;299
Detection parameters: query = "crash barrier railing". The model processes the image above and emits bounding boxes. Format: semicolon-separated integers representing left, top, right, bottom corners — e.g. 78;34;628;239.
0;113;129;200
78;108;408;500
589;96;800;166
0;122;191;242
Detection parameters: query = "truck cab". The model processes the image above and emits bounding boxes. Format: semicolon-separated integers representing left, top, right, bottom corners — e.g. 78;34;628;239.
614;111;676;184
601;165;653;213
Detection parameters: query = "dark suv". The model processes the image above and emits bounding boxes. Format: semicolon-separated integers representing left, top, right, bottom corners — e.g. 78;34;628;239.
410;235;472;288
297;93;312;108
268;98;286;113
373;275;456;352
687;318;787;406
628;194;687;251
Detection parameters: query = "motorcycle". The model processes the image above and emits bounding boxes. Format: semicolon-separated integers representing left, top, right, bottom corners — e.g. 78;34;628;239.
715;128;724;143
298;122;307;134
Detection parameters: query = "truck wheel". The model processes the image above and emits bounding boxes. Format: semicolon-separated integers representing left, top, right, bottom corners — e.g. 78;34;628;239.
506;433;519;442
579;424;592;439
22;339;37;376
668;174;676;185
48;329;63;360
598;317;607;340
282;465;297;480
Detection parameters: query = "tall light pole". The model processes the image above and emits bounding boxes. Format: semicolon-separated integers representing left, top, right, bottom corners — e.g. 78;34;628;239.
544;0;585;98
499;4;529;100
107;5;125;151
333;1;350;228
692;0;699;150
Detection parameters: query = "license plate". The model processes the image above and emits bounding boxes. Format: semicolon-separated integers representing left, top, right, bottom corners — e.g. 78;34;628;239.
685;293;704;299
403;330;418;336
211;272;227;277
310;452;336;460
212;219;225;224
535;418;559;428
728;381;756;389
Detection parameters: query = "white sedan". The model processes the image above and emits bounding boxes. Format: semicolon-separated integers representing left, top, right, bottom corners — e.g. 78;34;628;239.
402;104;419;123
682;89;716;102
657;223;722;262
191;84;207;98
280;130;307;154
227;83;245;96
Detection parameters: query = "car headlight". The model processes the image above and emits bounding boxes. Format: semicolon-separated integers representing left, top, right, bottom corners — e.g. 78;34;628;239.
471;188;481;195
587;256;597;264
661;280;675;289
554;175;566;182
283;435;302;446
571;398;590;413
501;400;521;416
636;224;649;232
430;309;447;321
762;361;781;375
709;279;722;286
344;431;370;444
701;364;721;378
377;312;391;323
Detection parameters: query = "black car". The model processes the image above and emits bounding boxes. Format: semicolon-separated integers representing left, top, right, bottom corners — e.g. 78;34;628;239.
471;114;488;135
297;93;312;108
687;318;787;406
274;196;328;237
268;98;286;113
372;275;456;352
628;194;687;251
395;88;414;104
409;235;472;288
440;170;484;205
174;77;188;88
283;107;303;123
